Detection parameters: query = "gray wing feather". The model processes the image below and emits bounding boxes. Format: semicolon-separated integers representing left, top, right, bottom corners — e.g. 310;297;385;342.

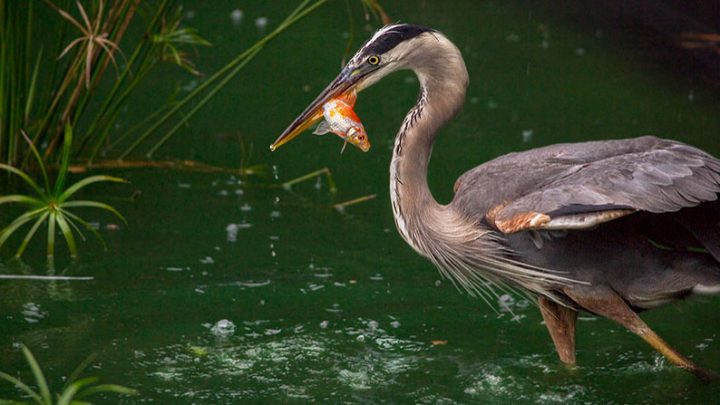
452;136;720;233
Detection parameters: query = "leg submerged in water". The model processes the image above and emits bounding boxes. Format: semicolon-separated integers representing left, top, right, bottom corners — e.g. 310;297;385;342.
538;296;578;365
563;285;717;381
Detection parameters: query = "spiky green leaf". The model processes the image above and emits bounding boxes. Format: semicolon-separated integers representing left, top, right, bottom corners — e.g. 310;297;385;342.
63;354;96;392
54;213;77;258
58;213;85;242
0;195;44;207
21;346;51;405
47;213;56;257
58;210;106;250
73;384;138;399
0;164;45;199
57;176;127;203
0;398;32;404
24;49;43;122
60;200;127;224
53;123;73;196
0;370;43;404
56;377;98;405
19;131;50;194
0;208;46;251
15;212;49;258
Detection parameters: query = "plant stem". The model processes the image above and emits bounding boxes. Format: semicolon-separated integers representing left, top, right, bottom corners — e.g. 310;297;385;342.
68;158;262;176
83;0;170;161
333;194;376;211
69;0;139;130
281;167;337;194
118;0;329;159
144;46;263;157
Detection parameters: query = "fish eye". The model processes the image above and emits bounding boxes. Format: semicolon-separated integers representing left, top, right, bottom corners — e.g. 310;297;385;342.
367;55;380;65
357;134;366;140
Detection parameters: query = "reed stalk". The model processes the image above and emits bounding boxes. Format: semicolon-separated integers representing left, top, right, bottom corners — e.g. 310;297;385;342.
118;0;329;159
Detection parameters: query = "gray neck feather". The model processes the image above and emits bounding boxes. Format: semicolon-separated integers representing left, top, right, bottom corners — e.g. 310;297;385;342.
387;33;578;302
389;34;469;255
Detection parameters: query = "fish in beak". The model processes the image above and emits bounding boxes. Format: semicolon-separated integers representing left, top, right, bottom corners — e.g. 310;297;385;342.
270;66;367;152
312;90;370;153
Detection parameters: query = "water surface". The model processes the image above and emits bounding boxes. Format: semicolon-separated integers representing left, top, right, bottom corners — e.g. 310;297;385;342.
2;1;719;403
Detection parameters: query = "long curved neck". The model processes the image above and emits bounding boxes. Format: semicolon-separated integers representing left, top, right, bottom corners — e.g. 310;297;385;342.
390;36;469;255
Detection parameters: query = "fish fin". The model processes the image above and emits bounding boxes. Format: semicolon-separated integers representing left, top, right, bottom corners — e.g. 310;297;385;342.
340;137;349;154
313;121;331;135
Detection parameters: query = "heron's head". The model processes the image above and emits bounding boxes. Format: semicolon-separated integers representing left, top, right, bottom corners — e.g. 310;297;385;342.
270;24;442;151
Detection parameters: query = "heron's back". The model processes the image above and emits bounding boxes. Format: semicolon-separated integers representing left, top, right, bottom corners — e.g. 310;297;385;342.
448;136;720;308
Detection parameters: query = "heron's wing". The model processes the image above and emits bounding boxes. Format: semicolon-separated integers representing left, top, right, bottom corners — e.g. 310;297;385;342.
481;137;720;234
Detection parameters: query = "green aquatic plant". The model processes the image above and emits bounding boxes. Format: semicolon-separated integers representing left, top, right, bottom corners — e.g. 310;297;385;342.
0;345;137;404
55;0;123;89
0;125;126;259
2;0;384;167
8;0;142;164
153;5;212;76
282;167;337;194
120;0;333;159
0;0;204;167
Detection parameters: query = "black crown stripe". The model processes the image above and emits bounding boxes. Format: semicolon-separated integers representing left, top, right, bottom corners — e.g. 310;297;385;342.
366;24;435;55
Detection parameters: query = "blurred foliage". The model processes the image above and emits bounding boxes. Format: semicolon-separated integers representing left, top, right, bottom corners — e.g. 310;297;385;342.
0;344;137;404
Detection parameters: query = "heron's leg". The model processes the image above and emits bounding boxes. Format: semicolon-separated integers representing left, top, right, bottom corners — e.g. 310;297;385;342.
563;285;717;381
538;296;578;365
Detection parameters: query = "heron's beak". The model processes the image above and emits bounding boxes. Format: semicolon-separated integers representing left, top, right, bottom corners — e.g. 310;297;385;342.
270;68;359;151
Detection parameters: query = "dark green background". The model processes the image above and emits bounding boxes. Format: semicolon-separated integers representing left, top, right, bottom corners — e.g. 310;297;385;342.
2;1;719;403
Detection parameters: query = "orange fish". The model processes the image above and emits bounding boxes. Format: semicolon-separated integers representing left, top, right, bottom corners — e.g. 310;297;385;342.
313;91;371;153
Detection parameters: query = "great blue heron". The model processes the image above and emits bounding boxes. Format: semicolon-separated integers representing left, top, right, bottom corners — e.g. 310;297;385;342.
271;24;720;379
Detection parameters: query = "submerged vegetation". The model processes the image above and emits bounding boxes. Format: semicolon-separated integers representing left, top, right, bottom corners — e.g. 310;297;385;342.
0;345;137;404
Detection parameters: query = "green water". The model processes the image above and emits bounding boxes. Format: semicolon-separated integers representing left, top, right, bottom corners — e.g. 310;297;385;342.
2;1;720;403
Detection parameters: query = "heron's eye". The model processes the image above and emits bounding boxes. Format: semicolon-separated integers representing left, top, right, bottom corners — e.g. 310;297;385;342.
367;55;380;65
